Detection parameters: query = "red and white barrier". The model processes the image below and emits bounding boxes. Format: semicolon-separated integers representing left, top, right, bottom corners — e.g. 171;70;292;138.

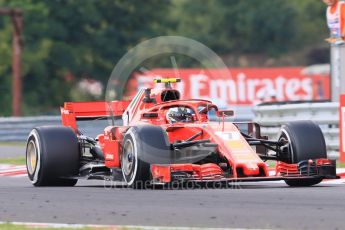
0;164;27;177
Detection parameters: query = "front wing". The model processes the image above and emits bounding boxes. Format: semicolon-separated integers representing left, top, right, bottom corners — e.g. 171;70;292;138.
150;159;338;184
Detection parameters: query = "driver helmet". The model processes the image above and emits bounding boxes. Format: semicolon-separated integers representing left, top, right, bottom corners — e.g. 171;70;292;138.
166;107;193;124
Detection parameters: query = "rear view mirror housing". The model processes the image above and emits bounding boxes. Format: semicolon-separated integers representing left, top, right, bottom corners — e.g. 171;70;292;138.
216;110;234;117
142;112;159;118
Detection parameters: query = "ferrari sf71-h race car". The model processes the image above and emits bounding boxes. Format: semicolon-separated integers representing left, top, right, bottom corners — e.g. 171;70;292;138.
26;78;338;188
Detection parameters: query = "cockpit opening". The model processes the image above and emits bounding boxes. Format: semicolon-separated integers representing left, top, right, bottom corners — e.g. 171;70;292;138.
161;90;180;102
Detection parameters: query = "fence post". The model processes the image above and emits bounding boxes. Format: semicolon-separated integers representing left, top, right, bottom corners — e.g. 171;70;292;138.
340;95;345;162
330;44;345;101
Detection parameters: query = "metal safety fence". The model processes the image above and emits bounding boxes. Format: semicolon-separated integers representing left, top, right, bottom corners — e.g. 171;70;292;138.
253;102;339;159
0;116;61;141
0;102;340;160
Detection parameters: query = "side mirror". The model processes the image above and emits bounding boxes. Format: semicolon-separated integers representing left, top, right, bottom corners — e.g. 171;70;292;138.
142;112;158;118
216;110;234;117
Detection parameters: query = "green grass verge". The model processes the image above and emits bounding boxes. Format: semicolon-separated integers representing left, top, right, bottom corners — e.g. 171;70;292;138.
0;157;25;165
265;160;276;168
0;223;27;230
337;161;345;168
0;142;26;147
0;223;32;230
0;223;96;230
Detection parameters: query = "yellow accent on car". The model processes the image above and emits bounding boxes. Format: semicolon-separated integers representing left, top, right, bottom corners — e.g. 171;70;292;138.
154;78;181;83
31;156;37;171
227;140;245;149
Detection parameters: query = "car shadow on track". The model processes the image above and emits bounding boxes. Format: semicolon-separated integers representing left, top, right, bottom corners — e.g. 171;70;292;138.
74;181;339;190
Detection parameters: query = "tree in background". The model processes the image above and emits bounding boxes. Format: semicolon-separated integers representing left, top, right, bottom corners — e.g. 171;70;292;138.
170;0;328;59
0;0;170;115
0;0;329;115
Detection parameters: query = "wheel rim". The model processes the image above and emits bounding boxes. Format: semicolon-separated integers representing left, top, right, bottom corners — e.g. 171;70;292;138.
122;139;135;177
26;140;37;175
279;131;294;163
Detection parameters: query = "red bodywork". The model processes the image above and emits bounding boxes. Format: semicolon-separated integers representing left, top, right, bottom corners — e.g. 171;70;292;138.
60;86;334;183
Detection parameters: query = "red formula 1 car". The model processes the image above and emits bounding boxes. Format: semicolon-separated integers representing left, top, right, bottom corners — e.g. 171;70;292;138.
26;78;337;188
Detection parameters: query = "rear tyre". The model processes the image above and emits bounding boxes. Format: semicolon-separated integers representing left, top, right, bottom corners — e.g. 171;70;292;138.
278;121;326;187
121;126;170;189
26;126;79;186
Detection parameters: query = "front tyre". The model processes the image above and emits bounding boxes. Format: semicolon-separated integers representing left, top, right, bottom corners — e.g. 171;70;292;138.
279;121;326;187
121;133;149;189
284;178;322;187
26;126;79;186
121;126;170;189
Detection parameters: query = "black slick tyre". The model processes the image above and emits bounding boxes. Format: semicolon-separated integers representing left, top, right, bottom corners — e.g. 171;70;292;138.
26;126;79;186
121;126;170;189
278;121;326;187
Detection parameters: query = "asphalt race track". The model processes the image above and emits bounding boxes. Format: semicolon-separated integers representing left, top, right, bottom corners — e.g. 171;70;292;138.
0;145;25;158
0;145;344;229
1;175;345;230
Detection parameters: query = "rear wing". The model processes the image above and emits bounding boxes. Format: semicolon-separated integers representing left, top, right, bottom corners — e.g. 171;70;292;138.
60;101;130;131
